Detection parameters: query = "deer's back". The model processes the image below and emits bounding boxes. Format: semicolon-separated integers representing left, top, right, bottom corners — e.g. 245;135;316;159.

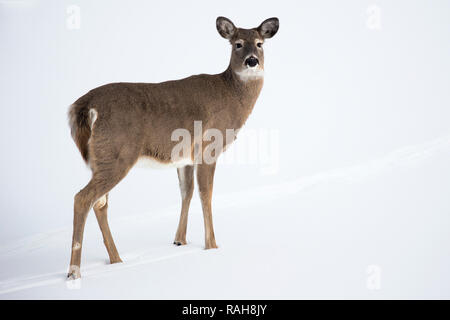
76;74;230;165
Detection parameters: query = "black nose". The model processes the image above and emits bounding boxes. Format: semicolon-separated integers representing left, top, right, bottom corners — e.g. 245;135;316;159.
245;56;259;67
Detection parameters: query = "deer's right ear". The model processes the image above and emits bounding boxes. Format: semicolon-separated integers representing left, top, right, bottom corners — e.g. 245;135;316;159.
216;16;236;40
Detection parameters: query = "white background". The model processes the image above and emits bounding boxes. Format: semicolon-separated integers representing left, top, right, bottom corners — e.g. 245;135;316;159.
0;0;449;298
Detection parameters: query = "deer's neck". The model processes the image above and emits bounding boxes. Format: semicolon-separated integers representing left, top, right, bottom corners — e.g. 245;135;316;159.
218;67;264;130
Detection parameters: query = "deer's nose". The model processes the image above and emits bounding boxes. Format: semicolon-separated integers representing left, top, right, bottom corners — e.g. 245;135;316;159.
245;56;259;68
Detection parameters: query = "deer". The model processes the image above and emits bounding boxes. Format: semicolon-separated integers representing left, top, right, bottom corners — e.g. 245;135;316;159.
67;16;279;279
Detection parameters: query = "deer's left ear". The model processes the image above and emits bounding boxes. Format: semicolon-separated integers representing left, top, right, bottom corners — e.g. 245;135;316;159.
257;17;279;39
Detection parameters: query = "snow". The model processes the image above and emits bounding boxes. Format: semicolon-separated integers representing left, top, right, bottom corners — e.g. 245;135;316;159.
1;135;449;299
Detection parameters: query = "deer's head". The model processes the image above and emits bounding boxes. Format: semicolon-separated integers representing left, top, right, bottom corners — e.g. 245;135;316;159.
216;16;279;81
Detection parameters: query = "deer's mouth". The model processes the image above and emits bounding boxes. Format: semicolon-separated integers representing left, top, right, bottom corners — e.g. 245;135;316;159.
245;56;259;68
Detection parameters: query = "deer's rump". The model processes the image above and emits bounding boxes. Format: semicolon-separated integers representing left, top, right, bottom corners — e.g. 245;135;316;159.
68;95;93;163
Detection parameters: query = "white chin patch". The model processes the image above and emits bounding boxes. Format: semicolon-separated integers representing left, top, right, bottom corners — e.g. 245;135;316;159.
235;66;264;82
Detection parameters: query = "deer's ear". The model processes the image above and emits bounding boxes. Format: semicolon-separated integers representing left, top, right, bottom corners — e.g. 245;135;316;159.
216;16;236;40
257;17;279;39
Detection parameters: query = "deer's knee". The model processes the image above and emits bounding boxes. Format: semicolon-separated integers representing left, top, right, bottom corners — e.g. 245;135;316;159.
183;182;194;200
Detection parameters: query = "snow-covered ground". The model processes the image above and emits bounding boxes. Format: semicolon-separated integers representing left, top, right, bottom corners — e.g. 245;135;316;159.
1;135;449;299
1;0;450;299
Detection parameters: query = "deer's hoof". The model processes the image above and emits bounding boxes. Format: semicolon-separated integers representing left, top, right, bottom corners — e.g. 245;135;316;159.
67;271;81;280
110;258;123;264
173;240;186;246
205;243;218;250
67;265;81;279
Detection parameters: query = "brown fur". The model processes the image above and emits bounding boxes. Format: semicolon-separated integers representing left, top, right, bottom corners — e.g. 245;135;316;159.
67;17;279;279
68;97;92;162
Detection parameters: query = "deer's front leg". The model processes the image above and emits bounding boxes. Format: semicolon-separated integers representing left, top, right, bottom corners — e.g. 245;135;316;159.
174;165;194;246
197;163;218;249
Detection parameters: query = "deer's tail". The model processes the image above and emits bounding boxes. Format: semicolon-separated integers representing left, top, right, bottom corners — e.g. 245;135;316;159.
68;94;96;163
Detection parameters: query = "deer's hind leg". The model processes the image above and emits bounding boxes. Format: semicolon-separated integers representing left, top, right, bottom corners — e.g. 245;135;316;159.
68;152;137;279
93;194;122;264
174;165;194;246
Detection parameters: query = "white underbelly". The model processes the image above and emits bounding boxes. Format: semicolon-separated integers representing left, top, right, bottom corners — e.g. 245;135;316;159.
135;156;193;169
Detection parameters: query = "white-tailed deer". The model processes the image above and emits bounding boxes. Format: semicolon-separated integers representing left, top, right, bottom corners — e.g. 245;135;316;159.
67;17;279;279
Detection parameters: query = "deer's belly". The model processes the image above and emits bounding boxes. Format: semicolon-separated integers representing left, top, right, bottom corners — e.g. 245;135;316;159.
135;156;193;169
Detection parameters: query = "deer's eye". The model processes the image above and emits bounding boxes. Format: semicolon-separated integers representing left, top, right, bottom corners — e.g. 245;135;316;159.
235;43;242;49
257;42;263;48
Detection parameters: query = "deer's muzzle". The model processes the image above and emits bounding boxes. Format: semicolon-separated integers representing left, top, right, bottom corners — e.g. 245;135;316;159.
245;56;259;68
